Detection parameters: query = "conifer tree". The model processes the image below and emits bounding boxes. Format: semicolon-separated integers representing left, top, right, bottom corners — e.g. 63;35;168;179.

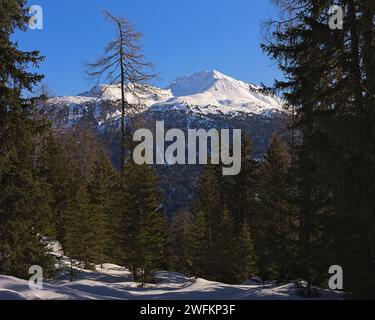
35;132;72;242
192;165;222;243
89;151;119;265
255;137;295;283
0;0;54;278
137;208;168;283
168;210;193;276
188;209;211;278
116;162;167;282
65;185;105;271
237;223;258;282
221;135;258;231
189;164;260;283
263;0;375;296
188;165;222;279
63;124;104;183
211;208;240;283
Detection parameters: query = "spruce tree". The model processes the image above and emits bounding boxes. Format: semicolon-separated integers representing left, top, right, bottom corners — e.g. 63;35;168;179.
193;165;222;244
65;185;105;271
237;223;258;282
263;0;375;297
211;208;240;283
34;132;72;242
188;165;222;279
189;164;259;283
168;210;193;276
220;135;258;231
0;0;54;278
89;151;119;265
188;209;210;278
116;162;167;282
255;137;295;283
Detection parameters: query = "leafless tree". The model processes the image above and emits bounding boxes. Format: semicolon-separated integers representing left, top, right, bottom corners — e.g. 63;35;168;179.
86;11;157;172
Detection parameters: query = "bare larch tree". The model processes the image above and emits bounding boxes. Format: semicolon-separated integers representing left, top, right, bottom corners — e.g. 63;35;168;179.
86;11;156;172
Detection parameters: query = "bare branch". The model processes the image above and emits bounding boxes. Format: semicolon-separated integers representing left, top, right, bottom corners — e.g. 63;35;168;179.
86;10;159;171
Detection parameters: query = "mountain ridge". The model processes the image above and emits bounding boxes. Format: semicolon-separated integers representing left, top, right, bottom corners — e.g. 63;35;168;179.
46;70;286;125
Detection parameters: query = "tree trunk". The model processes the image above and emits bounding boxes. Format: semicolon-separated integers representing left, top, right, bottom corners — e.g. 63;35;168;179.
118;22;126;173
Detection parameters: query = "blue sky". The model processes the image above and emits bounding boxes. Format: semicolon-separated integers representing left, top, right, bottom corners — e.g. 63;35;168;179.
15;0;282;96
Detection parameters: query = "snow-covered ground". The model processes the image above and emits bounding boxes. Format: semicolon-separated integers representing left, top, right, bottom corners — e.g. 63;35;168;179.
0;264;344;300
0;240;344;300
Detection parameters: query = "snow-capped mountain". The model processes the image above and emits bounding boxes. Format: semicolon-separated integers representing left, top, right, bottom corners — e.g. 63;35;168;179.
44;70;286;129
161;70;285;116
43;71;288;215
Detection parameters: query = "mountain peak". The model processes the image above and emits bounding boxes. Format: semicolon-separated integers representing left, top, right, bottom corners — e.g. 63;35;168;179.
194;69;229;79
210;69;230;78
168;70;234;97
163;70;285;115
78;84;120;99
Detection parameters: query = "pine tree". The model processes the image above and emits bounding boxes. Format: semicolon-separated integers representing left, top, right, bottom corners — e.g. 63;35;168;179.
188;209;210;278
89;151;119;265
65;185;105;272
168;210;193;276
188;165;222;279
211;208;240;283
254;137;295;283
221;135;258;231
237;223;258;282
193;165;222;244
116;162;167;282
263;0;375;297
188;164;259;283
34;132;72;242
0;220;54;279
189;202;258;283
0;0;54;278
138;208;168;283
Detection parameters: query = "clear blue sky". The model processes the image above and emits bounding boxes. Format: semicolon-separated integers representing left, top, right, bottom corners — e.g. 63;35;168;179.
15;0;282;96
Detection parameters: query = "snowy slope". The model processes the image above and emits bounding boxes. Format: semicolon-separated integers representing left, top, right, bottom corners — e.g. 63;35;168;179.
43;84;172;129
78;83;173;106
48;84;172;109
163;70;285;116
0;265;344;300
0;240;344;301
